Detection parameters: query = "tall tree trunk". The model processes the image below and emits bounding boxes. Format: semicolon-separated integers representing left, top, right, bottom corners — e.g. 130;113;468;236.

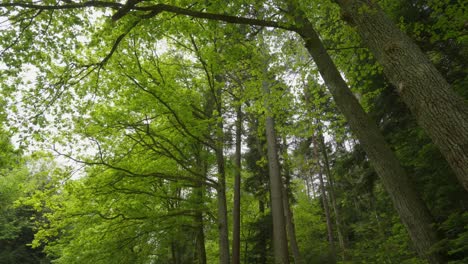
336;0;468;191
282;176;303;264
195;210;207;264
212;75;230;264
286;1;445;263
281;139;303;264
195;154;207;264
317;126;347;260
232;105;242;264
214;108;230;264
313;139;337;263
259;200;268;264
263;77;290;263
282;187;302;264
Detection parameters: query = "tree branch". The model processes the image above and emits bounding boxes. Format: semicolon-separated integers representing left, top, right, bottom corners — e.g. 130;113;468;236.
0;2;298;31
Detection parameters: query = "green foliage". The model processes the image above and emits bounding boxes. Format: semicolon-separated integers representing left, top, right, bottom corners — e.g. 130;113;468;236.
0;0;467;263
0;132;51;263
293;183;330;263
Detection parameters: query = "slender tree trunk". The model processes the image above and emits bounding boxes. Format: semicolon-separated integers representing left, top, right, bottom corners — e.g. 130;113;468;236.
310;174;316;199
259;200;267;264
195;211;207;264
232;105;242;264
263;76;290;263
313;139;336;263
195;154;207;264
304;176;311;200
215;124;230;264
317;126;347;260
281;138;303;264
282;176;303;264
209;75;230;264
336;0;468;191
318;169;336;263
286;1;445;263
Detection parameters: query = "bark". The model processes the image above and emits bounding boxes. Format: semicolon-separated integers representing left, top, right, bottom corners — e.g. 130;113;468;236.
287;1;445;263
232;105;242;264
263;78;290;263
336;0;468;191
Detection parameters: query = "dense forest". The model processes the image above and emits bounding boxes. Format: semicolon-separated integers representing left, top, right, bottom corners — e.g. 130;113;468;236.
0;0;467;263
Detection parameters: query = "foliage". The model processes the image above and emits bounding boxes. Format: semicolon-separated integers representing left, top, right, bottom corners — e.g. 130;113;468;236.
0;0;467;263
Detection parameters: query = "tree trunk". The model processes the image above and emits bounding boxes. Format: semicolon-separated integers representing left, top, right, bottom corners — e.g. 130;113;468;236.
232;105;242;264
317;125;347;260
215;124;230;264
195;154;207;264
287;1;445;263
195;210;207;264
281;139;303;264
259;200;268;264
282;187;302;264
313;139;337;263
263;77;290;263
210;76;230;264
336;0;468;191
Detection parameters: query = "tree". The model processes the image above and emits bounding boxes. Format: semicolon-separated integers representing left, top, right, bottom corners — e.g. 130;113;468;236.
335;0;468;191
0;143;52;264
1;1;465;263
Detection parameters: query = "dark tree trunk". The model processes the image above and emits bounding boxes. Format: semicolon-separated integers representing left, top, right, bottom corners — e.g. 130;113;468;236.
232;105;242;264
286;1;445;263
195;210;207;264
336;0;468;191
259;200;268;264
215;124;230;264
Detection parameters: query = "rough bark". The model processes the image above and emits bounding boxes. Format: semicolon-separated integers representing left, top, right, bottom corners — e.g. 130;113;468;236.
263;78;290;264
287;1;445;263
232;105;242;264
336;0;468;191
